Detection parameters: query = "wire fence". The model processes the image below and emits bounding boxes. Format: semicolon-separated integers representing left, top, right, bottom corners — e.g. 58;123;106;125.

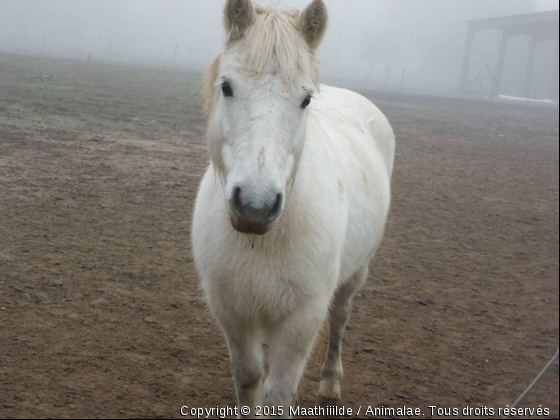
323;62;556;101
1;28;558;102
502;349;559;420
1;30;208;72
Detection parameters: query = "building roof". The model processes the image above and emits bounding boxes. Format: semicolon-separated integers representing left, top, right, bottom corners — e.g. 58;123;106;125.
467;10;559;40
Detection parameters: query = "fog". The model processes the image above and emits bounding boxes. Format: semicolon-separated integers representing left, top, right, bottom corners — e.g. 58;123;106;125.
1;0;558;99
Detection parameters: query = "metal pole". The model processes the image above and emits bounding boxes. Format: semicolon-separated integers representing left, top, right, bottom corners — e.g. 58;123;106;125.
460;25;476;92
551;39;559;101
400;67;406;92
173;43;178;65
523;35;538;99
491;31;509;98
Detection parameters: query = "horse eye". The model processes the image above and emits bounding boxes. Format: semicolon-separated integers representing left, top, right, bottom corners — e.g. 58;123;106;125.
301;95;312;109
222;82;233;97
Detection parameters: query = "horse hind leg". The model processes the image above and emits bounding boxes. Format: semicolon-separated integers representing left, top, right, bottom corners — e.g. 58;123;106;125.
317;264;368;407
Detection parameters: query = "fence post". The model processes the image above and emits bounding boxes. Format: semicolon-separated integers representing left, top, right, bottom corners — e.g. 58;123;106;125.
385;63;392;89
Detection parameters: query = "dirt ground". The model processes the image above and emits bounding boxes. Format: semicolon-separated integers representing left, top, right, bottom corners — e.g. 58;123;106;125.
0;52;558;419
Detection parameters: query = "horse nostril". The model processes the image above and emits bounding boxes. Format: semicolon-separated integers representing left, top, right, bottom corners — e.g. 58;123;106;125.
266;193;283;222
231;187;244;217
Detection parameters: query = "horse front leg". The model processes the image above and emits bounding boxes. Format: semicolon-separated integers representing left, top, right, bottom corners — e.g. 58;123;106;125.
263;303;328;418
220;319;264;419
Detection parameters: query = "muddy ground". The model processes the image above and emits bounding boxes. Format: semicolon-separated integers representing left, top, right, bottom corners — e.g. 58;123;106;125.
0;53;558;419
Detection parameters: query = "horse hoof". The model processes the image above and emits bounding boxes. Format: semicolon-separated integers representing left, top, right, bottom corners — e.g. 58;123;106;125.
316;396;340;408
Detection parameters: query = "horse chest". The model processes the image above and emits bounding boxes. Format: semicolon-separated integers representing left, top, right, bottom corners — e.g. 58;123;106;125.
209;244;335;320
233;272;301;317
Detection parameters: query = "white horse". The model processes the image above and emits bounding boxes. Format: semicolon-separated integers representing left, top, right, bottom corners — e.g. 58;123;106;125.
192;0;395;416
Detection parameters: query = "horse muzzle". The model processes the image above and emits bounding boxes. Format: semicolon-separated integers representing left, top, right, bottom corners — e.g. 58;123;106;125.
228;185;284;235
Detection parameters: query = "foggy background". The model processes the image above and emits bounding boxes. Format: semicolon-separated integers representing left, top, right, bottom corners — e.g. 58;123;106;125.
0;0;558;99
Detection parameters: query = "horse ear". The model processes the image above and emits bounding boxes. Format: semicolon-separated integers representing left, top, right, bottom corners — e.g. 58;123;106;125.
299;0;328;49
224;0;255;41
